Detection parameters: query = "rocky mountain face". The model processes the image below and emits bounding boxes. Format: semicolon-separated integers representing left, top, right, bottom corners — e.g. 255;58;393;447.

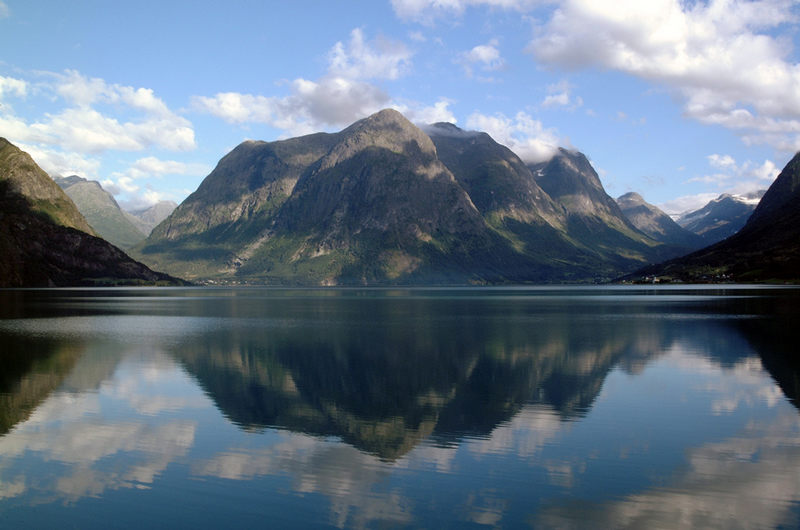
527;149;678;266
617;192;704;251
54;175;146;249
677;191;764;245
0;141;94;235
0;138;183;287
127;200;177;236
135;110;680;285
627;153;800;282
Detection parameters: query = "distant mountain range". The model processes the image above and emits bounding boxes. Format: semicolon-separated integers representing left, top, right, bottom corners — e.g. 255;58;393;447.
616;192;705;251
54;175;176;249
627;153;800;282
675;191;764;245
127;200;178;236
0;138;183;287
133;109;682;285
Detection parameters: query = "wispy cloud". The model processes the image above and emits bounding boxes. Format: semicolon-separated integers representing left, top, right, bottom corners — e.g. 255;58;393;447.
541;80;582;110
391;0;552;23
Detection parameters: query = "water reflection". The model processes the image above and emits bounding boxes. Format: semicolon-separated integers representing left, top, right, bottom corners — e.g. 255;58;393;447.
0;287;798;528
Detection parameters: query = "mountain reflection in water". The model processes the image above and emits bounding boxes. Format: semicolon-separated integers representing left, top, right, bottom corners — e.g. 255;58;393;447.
0;287;798;528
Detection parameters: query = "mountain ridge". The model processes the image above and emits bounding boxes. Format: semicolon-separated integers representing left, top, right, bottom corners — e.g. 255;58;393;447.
134;110;683;284
617;191;704;251
676;191;764;245
625;152;800;282
0;138;185;287
54;175;146;249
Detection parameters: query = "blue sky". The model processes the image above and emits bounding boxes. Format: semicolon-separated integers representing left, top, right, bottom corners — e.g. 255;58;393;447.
1;0;798;214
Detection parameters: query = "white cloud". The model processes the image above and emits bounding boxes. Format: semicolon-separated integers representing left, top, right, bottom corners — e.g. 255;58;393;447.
16;142;101;179
0;1;8;19
529;0;800;151
658;154;779;214
127;156;209;179
707;153;737;170
193;78;390;137
468;40;504;68
52;70;175;118
193;29;411;135
289;76;391;130
1;70;196;154
190;92;277;124
0;114;45;143
658;193;719;215
24;106;195;153
694;154;779;192
102;157;210;208
0;75;26;100
541;80;583;110
391;0;551;23
466;110;561;163
459;39;505;78
328;28;412;81
397;98;457;125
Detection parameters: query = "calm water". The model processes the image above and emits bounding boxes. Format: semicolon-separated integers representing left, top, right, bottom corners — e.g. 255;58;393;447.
0;286;799;529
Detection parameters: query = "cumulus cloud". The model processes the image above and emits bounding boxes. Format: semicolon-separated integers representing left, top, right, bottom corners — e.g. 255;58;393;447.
0;75;26;100
693;154;779;191
529;0;800;151
193;79;390;137
125;156;209;179
192;29;409;135
395;98;457;125
16;142;101;179
328;28;412;81
101;156;210;208
1;70;196;154
707;153;737;170
658;154;779;214
27;107;194;153
466;110;561;163
459;39;505;77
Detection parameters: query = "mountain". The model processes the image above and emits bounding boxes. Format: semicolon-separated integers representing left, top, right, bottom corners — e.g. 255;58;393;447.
626;153;800;282
527;149;678;266
676;191;764;244
0;138;184;287
54;175;146;249
135;110;677;284
126;200;177;236
0;143;94;235
617;192;704;251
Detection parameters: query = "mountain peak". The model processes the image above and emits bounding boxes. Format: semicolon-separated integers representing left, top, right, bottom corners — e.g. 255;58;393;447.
0;138;94;234
628;152;800;282
423;122;483;140
617;191;704;251
0;139;182;286
745;151;800;229
319;109;438;171
617;192;645;204
53;175;88;188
